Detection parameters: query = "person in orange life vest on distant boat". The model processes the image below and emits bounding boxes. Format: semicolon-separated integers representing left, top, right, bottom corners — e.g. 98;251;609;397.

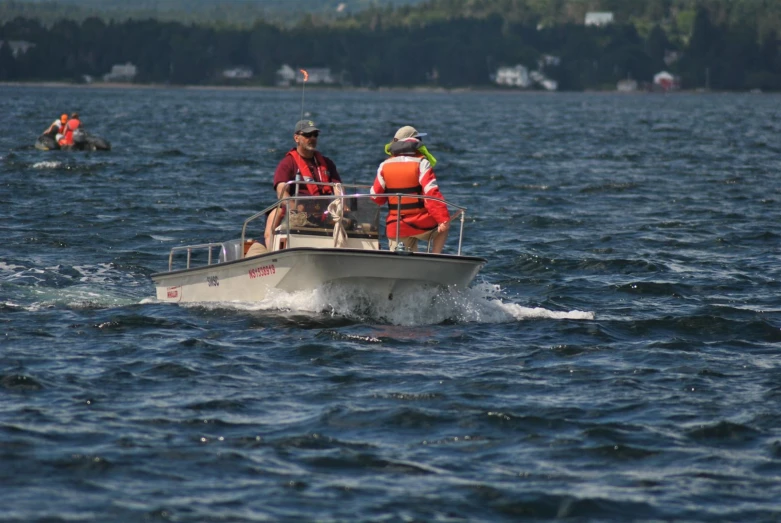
370;125;450;254
43;113;68;141
58;112;81;147
257;119;344;252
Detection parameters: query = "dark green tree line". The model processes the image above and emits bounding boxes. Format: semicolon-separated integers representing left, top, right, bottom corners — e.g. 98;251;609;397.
2;3;781;90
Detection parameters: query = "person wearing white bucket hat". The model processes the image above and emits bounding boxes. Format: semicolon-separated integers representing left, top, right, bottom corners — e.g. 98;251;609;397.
393;125;427;140
371;125;450;253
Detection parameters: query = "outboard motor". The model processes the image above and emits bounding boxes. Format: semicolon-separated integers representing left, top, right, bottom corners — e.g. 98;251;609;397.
72;128;88;145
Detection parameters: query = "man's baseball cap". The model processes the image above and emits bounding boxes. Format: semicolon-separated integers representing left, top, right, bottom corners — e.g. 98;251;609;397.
294;119;319;134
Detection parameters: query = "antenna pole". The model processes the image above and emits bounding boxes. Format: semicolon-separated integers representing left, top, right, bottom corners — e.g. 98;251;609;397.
299;69;309;119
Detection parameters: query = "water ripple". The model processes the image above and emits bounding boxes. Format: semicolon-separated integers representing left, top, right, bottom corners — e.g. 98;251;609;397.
2;87;781;521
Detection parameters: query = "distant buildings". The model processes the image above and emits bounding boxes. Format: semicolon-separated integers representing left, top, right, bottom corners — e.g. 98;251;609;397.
103;63;137;82
653;71;680;91
276;64;297;86
494;65;532;88
222;67;253;80
492;60;559;91
585;12;614;26
616;72;681;92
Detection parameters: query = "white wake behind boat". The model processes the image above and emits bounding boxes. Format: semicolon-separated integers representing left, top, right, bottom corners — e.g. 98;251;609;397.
151;182;486;304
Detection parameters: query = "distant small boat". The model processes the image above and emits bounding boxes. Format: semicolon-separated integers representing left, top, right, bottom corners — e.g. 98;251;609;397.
35;129;111;151
152;182;486;304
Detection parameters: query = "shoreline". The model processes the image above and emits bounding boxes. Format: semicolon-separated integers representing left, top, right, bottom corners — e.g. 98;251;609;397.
0;81;768;95
0;81;552;93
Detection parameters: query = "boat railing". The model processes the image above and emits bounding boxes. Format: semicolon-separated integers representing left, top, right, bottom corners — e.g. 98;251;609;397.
242;181;470;255
163;182;471;272
241;182;374;250
166;242;233;272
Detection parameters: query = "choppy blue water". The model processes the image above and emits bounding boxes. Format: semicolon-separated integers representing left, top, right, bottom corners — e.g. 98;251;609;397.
2;85;781;521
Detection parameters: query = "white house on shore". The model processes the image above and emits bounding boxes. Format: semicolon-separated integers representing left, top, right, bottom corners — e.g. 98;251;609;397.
494;65;532;88
585;12;614;26
222;66;253;80
492;64;557;90
103;63;137;82
276;65;297;86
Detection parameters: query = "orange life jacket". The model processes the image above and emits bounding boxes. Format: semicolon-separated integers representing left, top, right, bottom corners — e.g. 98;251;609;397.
380;155;438;237
382;156;426;218
59;118;80;146
286;149;333;196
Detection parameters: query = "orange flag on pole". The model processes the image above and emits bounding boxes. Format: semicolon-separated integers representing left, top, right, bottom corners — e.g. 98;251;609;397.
300;69;309;82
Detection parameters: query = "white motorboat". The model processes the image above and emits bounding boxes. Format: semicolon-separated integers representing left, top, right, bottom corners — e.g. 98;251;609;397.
151;182;486;304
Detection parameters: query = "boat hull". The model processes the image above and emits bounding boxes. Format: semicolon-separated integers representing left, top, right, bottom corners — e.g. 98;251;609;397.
152;248;485;303
34;132;111;151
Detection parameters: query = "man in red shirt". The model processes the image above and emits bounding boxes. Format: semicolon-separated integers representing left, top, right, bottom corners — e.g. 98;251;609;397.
264;120;343;248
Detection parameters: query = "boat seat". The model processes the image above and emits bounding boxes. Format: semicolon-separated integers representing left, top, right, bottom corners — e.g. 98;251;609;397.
245;241;268;257
219;239;244;263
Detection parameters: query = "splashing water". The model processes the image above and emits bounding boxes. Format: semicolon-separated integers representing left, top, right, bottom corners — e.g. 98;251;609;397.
32;160;62;169
181;281;594;325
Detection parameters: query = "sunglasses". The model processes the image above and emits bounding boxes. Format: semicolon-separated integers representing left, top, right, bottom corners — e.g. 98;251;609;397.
299;131;319;138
